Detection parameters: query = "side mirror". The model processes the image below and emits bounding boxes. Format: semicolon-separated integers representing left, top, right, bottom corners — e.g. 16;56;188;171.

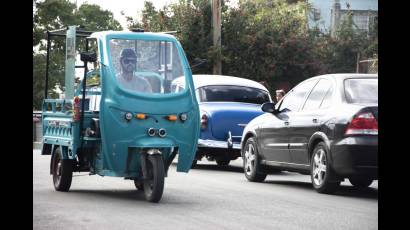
261;102;277;114
80;51;97;62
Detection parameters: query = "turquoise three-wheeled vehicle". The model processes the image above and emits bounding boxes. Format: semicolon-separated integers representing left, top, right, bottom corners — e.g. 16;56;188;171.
41;26;200;202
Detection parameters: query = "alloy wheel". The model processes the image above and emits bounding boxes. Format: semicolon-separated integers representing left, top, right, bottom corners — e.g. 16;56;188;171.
244;143;256;176
312;149;327;186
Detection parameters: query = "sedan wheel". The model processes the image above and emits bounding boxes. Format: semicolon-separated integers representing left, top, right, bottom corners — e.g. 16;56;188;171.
243;138;266;182
312;148;327;186
310;142;340;194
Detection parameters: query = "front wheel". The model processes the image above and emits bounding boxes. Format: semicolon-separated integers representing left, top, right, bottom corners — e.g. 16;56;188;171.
310;142;340;194
52;148;73;192
243;138;267;182
143;154;165;202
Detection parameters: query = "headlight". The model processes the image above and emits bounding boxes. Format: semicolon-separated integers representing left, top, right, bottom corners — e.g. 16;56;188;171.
179;113;188;121
125;112;133;121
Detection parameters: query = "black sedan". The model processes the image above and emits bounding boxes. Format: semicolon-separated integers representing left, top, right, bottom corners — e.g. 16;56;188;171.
241;74;378;194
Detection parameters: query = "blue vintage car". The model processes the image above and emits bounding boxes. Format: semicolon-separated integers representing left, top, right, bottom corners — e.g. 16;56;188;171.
171;75;272;167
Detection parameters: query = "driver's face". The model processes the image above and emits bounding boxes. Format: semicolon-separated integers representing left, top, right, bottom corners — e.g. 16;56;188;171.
121;58;137;73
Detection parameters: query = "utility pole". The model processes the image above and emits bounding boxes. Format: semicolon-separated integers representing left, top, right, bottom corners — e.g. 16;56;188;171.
212;0;221;75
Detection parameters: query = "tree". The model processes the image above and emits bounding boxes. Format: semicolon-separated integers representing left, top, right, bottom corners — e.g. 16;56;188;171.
33;0;122;109
124;0;216;73
222;0;320;91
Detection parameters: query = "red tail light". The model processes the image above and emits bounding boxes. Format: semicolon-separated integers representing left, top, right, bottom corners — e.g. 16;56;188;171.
201;114;208;130
345;112;378;136
73;96;81;122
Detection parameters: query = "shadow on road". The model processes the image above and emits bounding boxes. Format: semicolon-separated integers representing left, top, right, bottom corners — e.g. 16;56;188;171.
264;180;313;190
190;163;243;173
68;188;200;205
69;189;148;202
264;180;378;199
335;185;378;199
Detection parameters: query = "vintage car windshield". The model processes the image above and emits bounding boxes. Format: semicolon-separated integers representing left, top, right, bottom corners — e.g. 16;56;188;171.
198;85;270;104
109;39;185;94
344;78;378;104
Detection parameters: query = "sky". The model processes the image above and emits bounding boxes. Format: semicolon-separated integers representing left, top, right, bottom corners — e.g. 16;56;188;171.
73;0;179;29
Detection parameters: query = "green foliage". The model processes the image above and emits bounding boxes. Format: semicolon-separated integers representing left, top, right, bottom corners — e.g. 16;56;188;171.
33;0;122;109
222;0;316;89
33;0;378;109
125;0;214;73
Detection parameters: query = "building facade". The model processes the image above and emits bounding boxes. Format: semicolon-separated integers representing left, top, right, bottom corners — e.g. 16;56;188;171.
308;0;378;36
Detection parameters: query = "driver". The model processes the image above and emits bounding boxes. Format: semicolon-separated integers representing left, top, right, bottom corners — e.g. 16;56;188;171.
117;48;152;93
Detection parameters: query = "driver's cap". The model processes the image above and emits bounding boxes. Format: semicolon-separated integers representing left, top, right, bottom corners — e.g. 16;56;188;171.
120;48;137;59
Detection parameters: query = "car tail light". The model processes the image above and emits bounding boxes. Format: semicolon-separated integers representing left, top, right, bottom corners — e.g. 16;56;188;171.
345;112;378;136
201;114;208;130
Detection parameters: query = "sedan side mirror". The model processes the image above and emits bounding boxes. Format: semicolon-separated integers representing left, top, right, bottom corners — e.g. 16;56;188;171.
261;102;277;114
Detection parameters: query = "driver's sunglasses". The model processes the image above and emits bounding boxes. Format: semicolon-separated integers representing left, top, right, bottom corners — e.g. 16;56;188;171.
123;58;137;64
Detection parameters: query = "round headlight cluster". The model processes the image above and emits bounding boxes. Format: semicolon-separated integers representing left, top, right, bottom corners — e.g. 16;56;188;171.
125;112;133;121
179;113;187;121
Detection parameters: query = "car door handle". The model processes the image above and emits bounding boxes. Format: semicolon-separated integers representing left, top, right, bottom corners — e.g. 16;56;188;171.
312;119;318;123
284;121;289;126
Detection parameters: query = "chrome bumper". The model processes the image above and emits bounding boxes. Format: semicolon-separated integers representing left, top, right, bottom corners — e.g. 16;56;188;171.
198;139;241;150
198;131;241;149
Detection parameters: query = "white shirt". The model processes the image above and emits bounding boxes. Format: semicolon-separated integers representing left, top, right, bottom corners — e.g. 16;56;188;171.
116;73;153;93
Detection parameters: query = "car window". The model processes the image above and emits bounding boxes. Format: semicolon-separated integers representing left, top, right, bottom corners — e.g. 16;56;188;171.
344;78;378;104
302;79;332;111
319;86;333;109
280;79;318;112
198;85;271;104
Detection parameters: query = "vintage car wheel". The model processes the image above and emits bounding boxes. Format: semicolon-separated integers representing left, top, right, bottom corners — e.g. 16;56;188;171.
243;138;267;182
52;147;73;192
143;154;165;202
216;158;230;166
349;177;373;188
310;142;340;194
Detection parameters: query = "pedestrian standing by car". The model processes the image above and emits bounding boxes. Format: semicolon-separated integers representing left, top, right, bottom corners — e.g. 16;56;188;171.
275;89;285;103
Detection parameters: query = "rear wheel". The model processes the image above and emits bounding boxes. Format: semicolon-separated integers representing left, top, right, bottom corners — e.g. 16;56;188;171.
216;158;230;166
143;154;165;202
311;142;340;194
349;177;373;188
243;138;267;182
52;148;73;192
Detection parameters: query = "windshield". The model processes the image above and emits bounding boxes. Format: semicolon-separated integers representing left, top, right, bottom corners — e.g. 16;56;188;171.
198;85;270;104
109;39;185;94
344;78;378;104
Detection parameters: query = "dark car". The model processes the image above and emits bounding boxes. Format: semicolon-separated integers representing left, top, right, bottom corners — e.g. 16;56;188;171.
241;74;378;193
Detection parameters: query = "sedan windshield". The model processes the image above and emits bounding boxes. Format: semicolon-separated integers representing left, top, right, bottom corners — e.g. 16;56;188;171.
344;78;378;104
198;85;270;104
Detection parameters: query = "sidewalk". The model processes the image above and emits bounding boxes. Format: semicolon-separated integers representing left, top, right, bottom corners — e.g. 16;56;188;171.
33;142;42;150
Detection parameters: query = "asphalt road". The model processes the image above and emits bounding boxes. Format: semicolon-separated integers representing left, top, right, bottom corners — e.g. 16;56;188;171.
33;150;378;230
